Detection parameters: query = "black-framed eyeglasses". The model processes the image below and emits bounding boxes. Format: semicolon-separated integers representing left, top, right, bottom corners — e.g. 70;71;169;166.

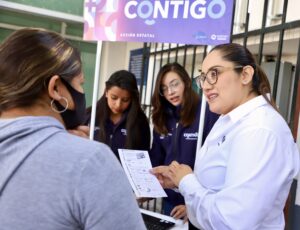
159;79;182;96
195;65;244;88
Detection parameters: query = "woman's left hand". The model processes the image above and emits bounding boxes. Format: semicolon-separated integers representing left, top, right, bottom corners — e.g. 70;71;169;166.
170;205;188;222
168;161;193;187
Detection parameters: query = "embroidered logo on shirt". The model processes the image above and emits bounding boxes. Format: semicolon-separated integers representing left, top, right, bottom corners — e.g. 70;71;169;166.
121;129;127;136
183;132;198;140
159;133;172;139
218;135;226;146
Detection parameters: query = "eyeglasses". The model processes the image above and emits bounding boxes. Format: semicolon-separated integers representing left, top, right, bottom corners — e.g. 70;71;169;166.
195;65;244;88
160;79;182;96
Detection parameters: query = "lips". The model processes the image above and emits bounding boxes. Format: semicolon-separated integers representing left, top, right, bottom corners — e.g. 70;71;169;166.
205;93;218;102
112;108;122;114
169;96;180;103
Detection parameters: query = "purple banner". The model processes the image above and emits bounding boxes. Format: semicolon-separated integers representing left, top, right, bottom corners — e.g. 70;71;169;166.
84;0;234;45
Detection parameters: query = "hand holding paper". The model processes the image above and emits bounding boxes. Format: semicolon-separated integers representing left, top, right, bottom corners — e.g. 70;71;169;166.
118;149;167;198
151;161;193;188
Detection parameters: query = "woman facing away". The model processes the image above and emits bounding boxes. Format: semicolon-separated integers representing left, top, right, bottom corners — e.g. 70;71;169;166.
152;43;300;230
86;70;150;160
0;28;146;230
150;62;219;225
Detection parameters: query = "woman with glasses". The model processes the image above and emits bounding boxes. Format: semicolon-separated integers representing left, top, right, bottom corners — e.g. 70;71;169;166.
86;70;150;160
150;62;218;226
152;43;300;230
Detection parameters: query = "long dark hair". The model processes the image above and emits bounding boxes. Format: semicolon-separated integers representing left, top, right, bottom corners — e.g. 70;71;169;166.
151;62;199;135
210;43;277;109
87;70;149;149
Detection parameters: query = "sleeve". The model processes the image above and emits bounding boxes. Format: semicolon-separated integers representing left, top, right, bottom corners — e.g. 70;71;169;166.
149;129;166;167
179;128;296;230
72;145;146;230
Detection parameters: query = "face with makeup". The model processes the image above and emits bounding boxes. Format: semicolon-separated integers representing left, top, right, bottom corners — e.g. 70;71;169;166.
160;71;185;106
105;86;131;116
200;50;255;115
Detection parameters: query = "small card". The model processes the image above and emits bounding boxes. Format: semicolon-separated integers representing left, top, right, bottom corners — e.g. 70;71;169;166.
118;149;167;198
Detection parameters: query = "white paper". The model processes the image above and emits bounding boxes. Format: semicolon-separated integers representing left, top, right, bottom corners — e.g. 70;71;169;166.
118;149;167;198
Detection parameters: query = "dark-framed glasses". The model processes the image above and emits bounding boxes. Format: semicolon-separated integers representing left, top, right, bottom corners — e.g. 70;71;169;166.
160;79;182;96
195;65;244;88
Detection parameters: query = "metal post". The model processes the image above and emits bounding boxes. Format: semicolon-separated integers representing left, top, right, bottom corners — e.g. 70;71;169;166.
89;41;102;140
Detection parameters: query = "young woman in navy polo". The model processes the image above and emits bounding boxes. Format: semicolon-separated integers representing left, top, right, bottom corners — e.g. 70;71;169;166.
86;70;150;159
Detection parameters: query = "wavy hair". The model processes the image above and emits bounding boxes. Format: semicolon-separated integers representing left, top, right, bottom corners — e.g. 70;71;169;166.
151;62;199;134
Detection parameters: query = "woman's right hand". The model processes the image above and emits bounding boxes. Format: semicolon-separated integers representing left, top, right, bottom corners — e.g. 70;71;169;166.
168;161;193;187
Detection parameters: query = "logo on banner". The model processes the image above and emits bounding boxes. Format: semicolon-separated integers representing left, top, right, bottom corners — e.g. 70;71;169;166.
84;0;119;41
124;0;226;25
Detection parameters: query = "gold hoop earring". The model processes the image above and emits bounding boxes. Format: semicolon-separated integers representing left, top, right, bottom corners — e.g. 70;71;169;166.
51;97;68;113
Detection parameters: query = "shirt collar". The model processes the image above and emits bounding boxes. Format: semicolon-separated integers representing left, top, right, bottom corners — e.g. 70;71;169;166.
225;95;269;123
107;110;128;127
205;95;269;145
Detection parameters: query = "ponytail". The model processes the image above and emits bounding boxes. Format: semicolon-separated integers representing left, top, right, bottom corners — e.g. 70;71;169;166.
254;65;278;110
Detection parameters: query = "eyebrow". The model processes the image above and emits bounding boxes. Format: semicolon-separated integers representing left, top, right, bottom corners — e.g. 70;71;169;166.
110;94;130;100
162;79;180;86
198;65;223;73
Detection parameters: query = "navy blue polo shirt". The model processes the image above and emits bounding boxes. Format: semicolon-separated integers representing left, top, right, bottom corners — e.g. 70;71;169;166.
93;112;150;160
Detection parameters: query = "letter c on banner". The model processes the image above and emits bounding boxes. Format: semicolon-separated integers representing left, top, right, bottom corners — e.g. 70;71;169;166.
207;0;226;19
124;1;137;19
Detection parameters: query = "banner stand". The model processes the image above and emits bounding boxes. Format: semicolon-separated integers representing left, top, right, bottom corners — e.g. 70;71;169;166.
195;45;213;165
89;41;102;140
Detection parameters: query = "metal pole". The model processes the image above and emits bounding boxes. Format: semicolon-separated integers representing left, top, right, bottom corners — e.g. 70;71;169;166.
139;42;148;103
195;45;213;164
89;41;102;140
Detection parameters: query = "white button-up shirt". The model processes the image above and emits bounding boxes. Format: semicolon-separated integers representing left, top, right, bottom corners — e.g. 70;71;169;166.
179;95;300;230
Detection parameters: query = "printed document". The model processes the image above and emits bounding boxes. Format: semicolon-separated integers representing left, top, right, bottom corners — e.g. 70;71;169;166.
118;149;167;198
